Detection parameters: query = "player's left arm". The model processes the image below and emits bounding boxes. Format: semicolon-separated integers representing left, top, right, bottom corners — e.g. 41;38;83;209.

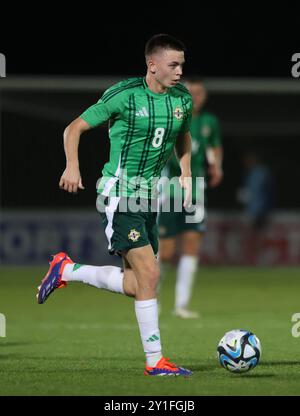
175;131;192;208
206;116;223;188
206;146;223;187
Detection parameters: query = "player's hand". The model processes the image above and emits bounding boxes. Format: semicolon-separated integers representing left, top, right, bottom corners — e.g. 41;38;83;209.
208;165;223;188
59;165;85;193
179;173;192;209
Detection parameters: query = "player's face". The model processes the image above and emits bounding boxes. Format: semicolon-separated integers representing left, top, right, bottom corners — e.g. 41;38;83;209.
186;82;207;113
149;49;185;88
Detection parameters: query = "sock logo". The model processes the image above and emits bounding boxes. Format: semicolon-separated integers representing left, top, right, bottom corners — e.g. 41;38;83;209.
146;334;160;342
73;264;83;272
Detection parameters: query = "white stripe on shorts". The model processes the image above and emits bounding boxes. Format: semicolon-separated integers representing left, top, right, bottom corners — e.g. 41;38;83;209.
104;196;121;250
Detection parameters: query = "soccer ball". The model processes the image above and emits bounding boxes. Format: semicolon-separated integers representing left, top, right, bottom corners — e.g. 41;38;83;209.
217;329;261;373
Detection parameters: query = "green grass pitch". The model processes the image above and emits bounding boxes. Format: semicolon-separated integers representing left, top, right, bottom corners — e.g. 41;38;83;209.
1;266;300;395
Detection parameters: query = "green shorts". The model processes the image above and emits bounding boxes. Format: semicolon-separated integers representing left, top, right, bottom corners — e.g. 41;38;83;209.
97;195;159;256
158;197;206;239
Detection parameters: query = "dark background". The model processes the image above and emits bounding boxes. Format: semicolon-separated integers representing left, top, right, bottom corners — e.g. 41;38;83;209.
2;10;300;78
1;7;300;210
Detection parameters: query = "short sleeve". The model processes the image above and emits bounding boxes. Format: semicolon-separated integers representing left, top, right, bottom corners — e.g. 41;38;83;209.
80;88;122;127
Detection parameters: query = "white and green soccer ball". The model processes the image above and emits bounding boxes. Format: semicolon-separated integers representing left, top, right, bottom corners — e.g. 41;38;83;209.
217;329;261;373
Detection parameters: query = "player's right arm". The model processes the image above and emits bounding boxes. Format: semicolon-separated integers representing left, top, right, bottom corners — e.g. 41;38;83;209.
59;82;124;194
59;117;91;193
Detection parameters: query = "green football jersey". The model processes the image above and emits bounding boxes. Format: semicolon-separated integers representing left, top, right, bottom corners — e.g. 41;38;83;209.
80;77;192;198
162;111;222;200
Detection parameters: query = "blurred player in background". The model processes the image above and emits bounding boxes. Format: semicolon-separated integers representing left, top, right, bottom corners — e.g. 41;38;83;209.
158;77;223;318
237;151;275;230
237;151;275;264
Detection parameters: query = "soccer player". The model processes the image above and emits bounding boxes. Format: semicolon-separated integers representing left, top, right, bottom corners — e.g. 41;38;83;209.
37;34;194;376
158;77;223;318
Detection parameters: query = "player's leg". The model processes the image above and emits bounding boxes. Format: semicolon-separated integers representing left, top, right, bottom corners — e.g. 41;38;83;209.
122;256;138;297
36;245;141;303
124;245;161;366
63;256;139;296
125;245;160;300
61;261;125;292
61;193;138;298
36;196;141;304
124;244;192;376
174;231;203;317
36;252;135;304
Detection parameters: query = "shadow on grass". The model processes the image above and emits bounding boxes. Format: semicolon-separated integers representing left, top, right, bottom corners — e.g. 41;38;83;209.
188;364;218;372
20;356;140;362
2;366;143;376
193;359;300;373
190;365;276;379
0;354;22;359
231;373;275;379
260;360;300;367
0;341;37;347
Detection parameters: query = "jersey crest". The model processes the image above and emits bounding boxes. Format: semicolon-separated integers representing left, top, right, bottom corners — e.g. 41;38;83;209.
128;229;141;242
173;106;184;120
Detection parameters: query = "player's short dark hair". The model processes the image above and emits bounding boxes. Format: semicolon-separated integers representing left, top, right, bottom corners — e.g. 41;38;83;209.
145;34;186;57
